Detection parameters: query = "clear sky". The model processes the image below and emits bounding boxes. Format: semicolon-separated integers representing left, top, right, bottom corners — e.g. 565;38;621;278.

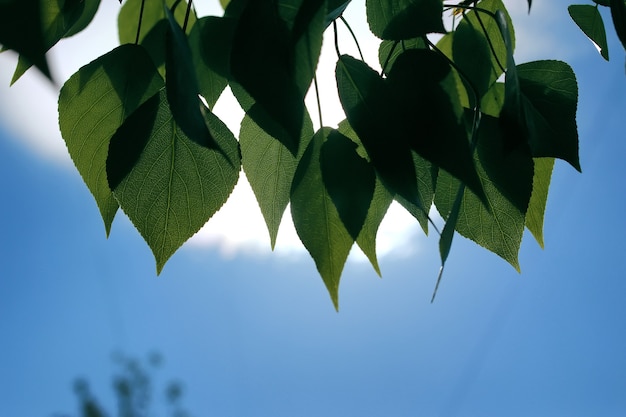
1;1;625;416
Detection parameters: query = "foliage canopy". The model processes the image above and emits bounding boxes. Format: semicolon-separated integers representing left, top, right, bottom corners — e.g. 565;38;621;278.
1;0;624;308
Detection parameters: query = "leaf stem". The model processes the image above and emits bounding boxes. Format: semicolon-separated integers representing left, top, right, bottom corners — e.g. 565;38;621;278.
135;0;147;44
313;75;323;128
333;20;341;58
182;0;193;33
339;16;364;61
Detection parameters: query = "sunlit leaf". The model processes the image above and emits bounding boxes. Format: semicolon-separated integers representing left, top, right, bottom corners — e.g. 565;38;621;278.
240;112;314;249
107;90;241;273
291;128;355;310
526;157;554;248
65;0;101;38
569;4;610;60
58;44;164;235
366;0;445;40
118;0;195;45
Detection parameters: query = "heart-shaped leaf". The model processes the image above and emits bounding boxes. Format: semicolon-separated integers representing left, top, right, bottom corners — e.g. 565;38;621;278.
58;44;165;235
107;90;241;273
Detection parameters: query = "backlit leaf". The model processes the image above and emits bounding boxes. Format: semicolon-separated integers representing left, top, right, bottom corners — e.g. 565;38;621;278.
291;128;355;310
107;90;241;273
240;112;314;249
58;44;164;235
526;158;554;248
434;114;535;270
569;4;609;60
366;0;445;40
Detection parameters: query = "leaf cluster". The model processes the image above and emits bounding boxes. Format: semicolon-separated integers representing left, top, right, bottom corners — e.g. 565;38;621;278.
0;0;601;308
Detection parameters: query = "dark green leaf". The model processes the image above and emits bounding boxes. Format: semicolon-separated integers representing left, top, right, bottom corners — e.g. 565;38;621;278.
58;44;164;235
378;38;426;74
610;0;626;51
189;17;232;107
526;158;554;248
435;114;534;270
119;0;196;76
386;49;485;203
518;60;580;171
164;5;217;148
336;54;421;206
65;0;101;38
107;90;241;273
366;0;445;40
291;128;355;310
568;4;610;60
594;0;611;6
321;130;376;240
337;120;394;275
394;152;437;234
230;0;325;154
0;0;50;79
326;0;351;26
11;0;87;83
240;112;314;249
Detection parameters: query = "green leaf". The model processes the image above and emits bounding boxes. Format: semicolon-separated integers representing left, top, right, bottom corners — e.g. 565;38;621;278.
568;4;610;60
518;60;580;171
336;54;421;206
434;114;535;270
118;0;196;75
394;151;437;234
594;0;611;6
452;0;514;100
337;120;394;275
320;130;376;240
164;5;217;148
326;0;351;26
64;0;101;38
194;16;237;81
107;90;241;273
366;0;445;40
291;128;355;310
386;49;485;203
239;112;314;249
0;0;50;79
58;44;164;236
610;0;626;51
378;38;426;74
525;158;554;248
230;0;325;154
188;17;230;108
11;0;86;83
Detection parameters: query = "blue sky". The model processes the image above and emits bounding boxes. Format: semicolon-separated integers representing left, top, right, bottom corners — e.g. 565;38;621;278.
1;1;626;416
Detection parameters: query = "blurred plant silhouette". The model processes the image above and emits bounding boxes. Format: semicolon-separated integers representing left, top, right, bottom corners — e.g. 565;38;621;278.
59;353;193;417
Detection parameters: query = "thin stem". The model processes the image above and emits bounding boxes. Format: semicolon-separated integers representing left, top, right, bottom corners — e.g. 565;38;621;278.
339;16;364;61
134;0;147;45
182;0;193;33
313;75;324;129
333;20;341;58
